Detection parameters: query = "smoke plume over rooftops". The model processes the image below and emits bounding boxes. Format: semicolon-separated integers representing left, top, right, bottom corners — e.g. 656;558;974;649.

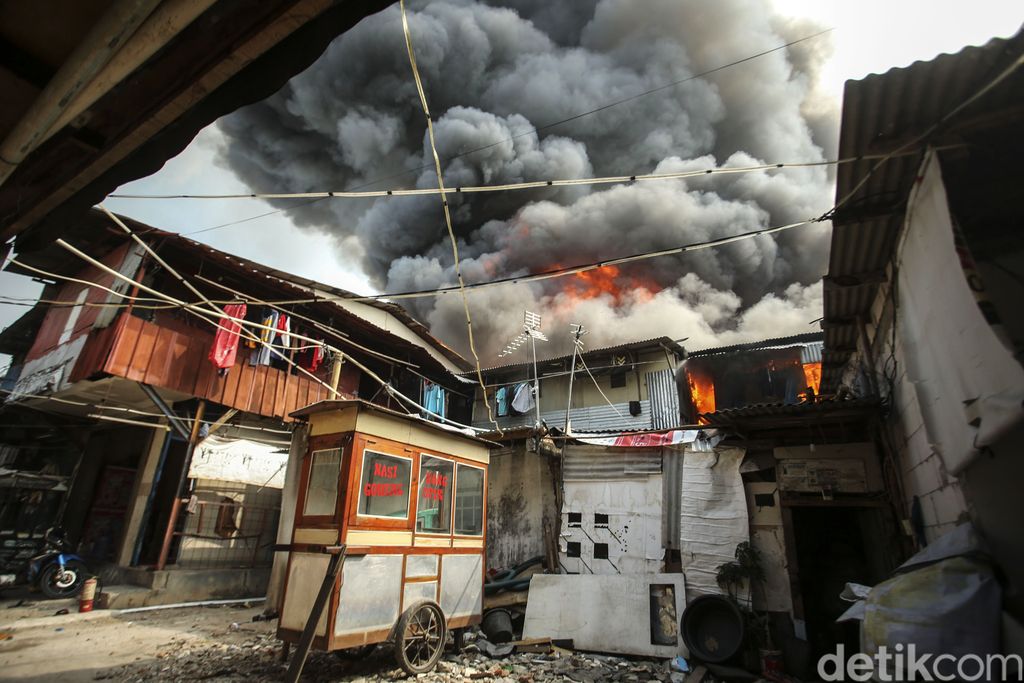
217;0;836;358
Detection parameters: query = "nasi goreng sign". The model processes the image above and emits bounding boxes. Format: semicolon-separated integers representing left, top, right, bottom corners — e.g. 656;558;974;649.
189;435;288;488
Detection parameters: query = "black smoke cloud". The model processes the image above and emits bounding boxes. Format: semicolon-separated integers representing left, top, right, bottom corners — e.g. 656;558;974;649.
217;0;837;358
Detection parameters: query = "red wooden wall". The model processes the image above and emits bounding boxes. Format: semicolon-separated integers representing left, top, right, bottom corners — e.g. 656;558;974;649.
75;313;352;421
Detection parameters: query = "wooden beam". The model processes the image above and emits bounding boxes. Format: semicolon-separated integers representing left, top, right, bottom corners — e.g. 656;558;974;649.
206;408;239;436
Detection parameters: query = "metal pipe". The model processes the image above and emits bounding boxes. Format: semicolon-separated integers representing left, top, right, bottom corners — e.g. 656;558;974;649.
118;596;265;614
563;324;585;432
137;382;190;440
530;334;540;428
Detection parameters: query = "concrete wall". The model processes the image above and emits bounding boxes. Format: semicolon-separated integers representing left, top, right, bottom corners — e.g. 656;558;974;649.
843;271;969;544
486;444;555;571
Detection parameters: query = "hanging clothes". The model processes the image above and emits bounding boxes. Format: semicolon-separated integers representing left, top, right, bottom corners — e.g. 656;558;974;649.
269;313;292;370
423;382;446;417
511;382;535;414
209;303;247;371
303;341;326;372
495;385;511;417
250;309;279;366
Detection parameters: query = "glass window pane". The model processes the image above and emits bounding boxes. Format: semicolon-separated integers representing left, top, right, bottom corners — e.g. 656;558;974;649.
358;450;412;518
303;449;341;517
416;456;454;534
454;464;484;536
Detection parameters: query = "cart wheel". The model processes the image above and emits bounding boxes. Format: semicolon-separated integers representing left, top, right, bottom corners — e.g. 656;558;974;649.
394;601;447;675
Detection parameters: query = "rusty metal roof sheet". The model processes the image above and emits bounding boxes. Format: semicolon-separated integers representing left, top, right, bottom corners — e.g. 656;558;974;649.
699;396;880;426
687;332;823;359
823;32;1024;391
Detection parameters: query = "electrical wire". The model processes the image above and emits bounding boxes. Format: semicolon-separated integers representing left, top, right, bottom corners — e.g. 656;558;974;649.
399;0;497;434
109;156;860;201
576;351;623;419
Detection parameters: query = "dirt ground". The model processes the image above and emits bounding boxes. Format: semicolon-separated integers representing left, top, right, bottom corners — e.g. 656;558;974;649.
0;592;674;682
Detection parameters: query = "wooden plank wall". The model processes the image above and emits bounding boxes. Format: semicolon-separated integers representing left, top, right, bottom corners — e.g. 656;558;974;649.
95;314;331;421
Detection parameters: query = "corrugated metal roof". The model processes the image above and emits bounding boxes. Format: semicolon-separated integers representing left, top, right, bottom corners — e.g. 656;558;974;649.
823;33;1024;391
699;396;880;425
687;332;823;358
472;336;685;374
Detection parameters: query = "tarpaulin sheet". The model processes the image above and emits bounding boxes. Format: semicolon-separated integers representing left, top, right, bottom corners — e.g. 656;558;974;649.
679;445;749;601
576;429;701;448
189;436;288;488
897;151;1024;473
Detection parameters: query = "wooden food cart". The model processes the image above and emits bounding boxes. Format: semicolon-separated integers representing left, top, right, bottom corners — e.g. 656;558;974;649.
278;400;491;674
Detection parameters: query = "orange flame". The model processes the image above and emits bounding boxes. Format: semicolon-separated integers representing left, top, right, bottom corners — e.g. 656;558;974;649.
686;368;716;423
802;361;822;395
554;264;661;304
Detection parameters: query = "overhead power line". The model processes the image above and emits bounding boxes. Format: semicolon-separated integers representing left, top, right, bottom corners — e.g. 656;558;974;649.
110;157;853;201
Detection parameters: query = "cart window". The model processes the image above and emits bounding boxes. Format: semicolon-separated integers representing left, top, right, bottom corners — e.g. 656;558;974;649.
454;464;484;536
358;450;412;518
416;456;454;534
304;448;342;517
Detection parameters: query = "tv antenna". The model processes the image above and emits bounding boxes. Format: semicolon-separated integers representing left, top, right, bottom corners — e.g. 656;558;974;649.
564;323;587;434
497;311;547;428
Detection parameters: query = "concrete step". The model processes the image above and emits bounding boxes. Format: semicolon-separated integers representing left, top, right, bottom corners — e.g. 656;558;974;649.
98;584;153;610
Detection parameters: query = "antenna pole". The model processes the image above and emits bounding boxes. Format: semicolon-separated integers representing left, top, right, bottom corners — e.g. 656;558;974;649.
564;324;585;434
530;330;541;429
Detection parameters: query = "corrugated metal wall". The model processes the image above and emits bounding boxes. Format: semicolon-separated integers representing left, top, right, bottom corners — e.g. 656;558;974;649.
800;342;823;364
474;400;653;432
563;445;661;480
646;368;679;429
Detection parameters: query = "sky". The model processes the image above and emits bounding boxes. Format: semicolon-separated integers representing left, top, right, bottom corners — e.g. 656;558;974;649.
2;0;1022;361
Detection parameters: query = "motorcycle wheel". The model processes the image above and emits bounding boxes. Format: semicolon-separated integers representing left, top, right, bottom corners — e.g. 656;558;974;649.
39;561;87;599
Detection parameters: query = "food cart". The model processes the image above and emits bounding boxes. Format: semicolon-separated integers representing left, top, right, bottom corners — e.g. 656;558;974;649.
277;399;491;674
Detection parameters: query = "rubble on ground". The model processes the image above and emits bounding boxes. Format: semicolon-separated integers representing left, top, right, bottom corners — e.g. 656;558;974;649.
105;631;676;683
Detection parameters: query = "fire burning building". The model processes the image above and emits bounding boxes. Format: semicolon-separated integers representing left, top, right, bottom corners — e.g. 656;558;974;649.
679;332;824;424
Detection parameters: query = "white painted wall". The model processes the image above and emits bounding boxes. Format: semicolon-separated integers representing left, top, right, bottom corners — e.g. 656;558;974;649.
560;476;663;575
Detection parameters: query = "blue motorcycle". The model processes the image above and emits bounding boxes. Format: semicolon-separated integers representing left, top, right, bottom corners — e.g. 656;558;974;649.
0;527;89;599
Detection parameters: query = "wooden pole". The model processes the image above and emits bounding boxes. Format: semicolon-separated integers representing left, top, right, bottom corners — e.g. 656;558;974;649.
330;352;344;393
284;545;347;683
156;399;206;570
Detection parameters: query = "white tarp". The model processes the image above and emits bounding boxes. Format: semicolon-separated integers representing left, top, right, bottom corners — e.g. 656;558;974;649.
189;436;289;488
679;445;749;602
897;152;1024;474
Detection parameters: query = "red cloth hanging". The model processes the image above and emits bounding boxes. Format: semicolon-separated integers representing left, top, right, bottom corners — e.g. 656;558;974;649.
208;303;248;370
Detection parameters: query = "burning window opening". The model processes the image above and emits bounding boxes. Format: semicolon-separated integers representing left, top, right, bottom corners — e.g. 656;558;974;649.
687;369;716;423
